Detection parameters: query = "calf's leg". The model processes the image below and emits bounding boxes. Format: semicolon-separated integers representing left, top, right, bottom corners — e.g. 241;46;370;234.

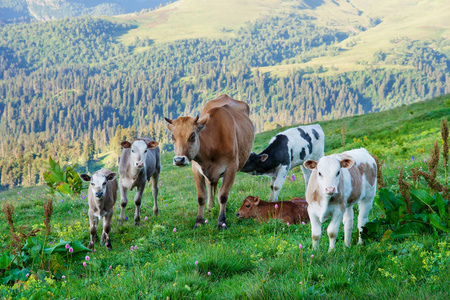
357;196;374;245
309;210;322;250
88;211;98;250
102;211;113;250
118;180;128;225
269;165;289;201
326;210;343;251
343;206;354;247
151;172;159;216
133;184;144;226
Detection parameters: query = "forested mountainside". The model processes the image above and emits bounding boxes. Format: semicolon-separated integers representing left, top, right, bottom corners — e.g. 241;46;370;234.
0;0;450;189
0;0;170;23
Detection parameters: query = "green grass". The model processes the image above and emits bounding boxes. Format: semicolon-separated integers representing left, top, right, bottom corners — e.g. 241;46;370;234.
1;95;450;298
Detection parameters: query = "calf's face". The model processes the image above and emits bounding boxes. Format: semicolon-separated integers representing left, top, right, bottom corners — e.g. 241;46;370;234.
121;140;158;169
240;152;269;173
80;172;117;200
236;196;261;218
304;155;354;196
165;115;209;166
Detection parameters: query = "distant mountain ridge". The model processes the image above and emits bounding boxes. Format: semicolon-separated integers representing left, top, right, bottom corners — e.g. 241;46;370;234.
0;0;170;23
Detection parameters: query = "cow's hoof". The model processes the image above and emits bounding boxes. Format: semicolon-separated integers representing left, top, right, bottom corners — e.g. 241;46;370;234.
153;208;159;216
217;222;227;230
88;242;94;250
194;222;203;229
105;242;112;251
118;219;123;226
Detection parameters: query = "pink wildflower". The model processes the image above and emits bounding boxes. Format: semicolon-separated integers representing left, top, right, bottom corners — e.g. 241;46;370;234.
207;272;211;276
287;222;290;226
85;255;90;261
195;261;199;265
62;275;66;279
275;204;278;209
311;254;314;258
65;244;70;249
173;228;177;232
83;262;87;267
301;222;305;225
299;244;303;249
69;247;73;253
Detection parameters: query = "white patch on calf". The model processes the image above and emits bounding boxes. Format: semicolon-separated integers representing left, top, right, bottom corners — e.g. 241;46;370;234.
91;173;108;199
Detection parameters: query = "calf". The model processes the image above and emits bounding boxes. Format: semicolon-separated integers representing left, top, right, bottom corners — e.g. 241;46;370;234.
240;124;324;201
303;148;377;250
80;169;118;250
118;138;161;226
236;195;309;224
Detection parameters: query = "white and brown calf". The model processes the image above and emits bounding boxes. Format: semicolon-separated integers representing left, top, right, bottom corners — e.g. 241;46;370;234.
303;148;377;250
80;169;118;250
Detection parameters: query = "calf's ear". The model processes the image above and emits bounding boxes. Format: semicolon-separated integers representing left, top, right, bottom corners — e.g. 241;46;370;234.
303;160;317;170
196;114;210;131
259;154;269;162
121;141;131;149
340;157;355;169
254;196;260;206
80;174;91;182
164;117;174;131
147;141;159;149
106;172;117;181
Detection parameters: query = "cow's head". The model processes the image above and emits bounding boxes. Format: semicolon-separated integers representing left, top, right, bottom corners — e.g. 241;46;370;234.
121;139;158;169
236;195;261;219
80;172;117;200
164;114;209;166
240;152;269;173
303;154;354;196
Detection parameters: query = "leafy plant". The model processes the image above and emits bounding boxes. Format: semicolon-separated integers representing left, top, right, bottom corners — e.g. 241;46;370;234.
42;156;83;196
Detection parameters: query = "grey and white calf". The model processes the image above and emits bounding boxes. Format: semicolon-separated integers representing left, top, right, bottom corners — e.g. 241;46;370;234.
303;148;377;251
80;169;118;250
240;124;324;201
118;138;161;226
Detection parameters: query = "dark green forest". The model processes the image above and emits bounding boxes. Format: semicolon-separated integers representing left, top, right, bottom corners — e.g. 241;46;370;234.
0;13;449;188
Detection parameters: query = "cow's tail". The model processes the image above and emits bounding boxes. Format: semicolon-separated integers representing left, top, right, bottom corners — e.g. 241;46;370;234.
212;182;218;196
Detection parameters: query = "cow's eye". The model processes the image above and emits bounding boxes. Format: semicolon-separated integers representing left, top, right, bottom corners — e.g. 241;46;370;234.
246;204;251;208
90;182;94;186
318;172;322;176
103;182;106;186
189;133;196;142
144;150;147;153
336;171;340;176
131;149;134;153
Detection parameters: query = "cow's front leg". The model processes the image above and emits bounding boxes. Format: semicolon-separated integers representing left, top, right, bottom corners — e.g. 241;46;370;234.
309;208;322;250
151;172;160;216
300;165;312;190
102;211;113;250
269;165;289;201
343;206;354;248
217;165;238;229
133;184;144;226
193;162;207;228
118;181;128;225
327;209;343;251
88;211;98;250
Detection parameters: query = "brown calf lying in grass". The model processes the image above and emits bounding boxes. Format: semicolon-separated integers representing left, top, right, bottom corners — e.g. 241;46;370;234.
236;195;309;224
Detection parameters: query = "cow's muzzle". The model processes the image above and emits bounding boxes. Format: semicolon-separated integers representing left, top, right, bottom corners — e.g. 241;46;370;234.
325;187;336;195
135;161;144;168
95;191;103;198
173;156;189;166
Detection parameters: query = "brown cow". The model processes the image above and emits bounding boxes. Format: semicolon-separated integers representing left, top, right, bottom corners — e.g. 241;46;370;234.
165;94;254;229
236;195;309;224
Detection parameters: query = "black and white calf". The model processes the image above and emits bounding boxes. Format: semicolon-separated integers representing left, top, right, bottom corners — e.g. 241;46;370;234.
240;124;324;201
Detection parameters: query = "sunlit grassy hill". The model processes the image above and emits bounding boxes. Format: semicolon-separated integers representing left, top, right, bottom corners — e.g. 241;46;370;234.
117;0;450;75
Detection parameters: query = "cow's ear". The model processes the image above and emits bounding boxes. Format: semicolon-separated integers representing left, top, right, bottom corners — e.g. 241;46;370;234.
303;160;317;170
259;154;269;162
196;114;210;132
121;141;131;149
340;157;354;169
106;172;117;181
80;174;91;182
254;196;260;206
165;117;174;131
147;141;158;149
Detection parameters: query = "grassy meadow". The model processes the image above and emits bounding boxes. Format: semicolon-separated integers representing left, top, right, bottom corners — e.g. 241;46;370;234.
1;95;450;299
